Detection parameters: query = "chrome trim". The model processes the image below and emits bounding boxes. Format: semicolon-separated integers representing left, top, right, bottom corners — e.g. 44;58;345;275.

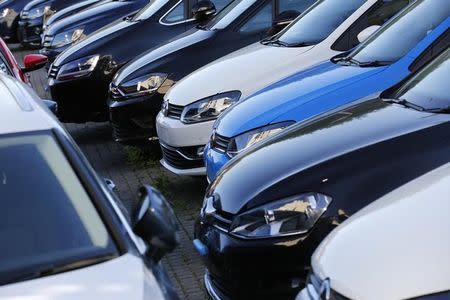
160;141;201;161
159;0;195;26
204;273;223;300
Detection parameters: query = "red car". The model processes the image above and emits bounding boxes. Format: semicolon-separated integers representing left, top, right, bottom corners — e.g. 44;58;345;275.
0;37;47;83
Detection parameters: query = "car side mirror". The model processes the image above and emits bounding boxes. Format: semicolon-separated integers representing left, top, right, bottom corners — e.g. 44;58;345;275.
192;0;216;22
23;54;48;72
132;185;179;262
357;25;381;43
268;10;300;36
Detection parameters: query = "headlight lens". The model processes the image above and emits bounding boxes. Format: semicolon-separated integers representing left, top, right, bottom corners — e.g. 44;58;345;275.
118;73;167;98
56;55;99;81
225;121;294;157
180;91;241;124
51;28;85;48
230;193;332;239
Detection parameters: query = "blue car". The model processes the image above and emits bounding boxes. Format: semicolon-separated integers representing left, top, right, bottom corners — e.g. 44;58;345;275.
205;0;450;181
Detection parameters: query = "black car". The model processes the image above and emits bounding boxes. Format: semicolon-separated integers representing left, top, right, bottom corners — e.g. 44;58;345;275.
41;0;149;62
104;0;315;143
18;0;87;48
193;43;450;299
46;0;232;122
0;0;30;42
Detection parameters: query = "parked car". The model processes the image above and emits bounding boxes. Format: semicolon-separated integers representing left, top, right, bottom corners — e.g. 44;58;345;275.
106;0;316;142
43;0;103;31
41;0;149;62
0;36;47;83
194;47;450;299
0;72;179;300
205;0;450;181
297;163;450;300
0;0;29;42
45;0;233;122
18;0;92;48
157;0;412;176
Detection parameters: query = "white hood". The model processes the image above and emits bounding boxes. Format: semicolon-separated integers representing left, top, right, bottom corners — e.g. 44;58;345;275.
312;163;450;300
165;41;324;105
0;254;165;300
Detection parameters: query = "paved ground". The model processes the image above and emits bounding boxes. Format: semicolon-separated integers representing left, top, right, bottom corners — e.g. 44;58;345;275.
13;45;209;300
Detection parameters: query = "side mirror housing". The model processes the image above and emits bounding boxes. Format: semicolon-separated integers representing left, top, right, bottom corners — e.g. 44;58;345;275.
133;186;179;262
192;0;216;22
23;54;48;72
268;10;300;36
357;25;381;43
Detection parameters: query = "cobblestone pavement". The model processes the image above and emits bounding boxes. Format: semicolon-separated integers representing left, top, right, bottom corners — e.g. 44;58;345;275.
13;45;209;300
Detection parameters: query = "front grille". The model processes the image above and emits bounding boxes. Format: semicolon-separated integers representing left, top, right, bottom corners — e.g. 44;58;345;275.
48;64;59;79
167;103;183;119
160;143;204;170
42;35;53;47
20;11;29;18
211;133;231;152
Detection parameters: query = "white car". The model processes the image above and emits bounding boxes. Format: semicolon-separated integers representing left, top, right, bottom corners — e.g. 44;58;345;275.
156;0;411;176
0;74;178;299
297;163;450;300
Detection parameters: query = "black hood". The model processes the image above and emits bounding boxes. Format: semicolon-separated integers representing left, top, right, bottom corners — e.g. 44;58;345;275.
208;98;450;215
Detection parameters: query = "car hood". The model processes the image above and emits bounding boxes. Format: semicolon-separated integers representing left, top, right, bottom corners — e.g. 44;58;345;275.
46;0;134;35
0;254;165;299
46;0;104;26
166;41;316;105
208;99;447;214
311;163;450;300
55;18;134;65
215;61;385;137
114;28;215;84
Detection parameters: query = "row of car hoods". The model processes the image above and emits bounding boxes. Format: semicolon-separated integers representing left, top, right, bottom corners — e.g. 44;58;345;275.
1;0;449;299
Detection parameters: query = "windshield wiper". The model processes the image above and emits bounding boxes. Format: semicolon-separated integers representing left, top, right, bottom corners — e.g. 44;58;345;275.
358;60;393;67
261;38;290;47
382;98;427;112
0;253;116;285
421;106;450;114
336;56;363;66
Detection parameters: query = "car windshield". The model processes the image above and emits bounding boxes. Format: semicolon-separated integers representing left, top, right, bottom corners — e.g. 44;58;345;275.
276;0;367;46
206;0;254;30
0;132;117;284
347;0;450;65
132;0;164;21
393;48;450;112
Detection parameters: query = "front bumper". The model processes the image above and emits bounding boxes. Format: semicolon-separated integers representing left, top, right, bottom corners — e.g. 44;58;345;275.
18;17;43;45
156;112;214;175
108;92;163;144
204;143;230;183
49;75;110;123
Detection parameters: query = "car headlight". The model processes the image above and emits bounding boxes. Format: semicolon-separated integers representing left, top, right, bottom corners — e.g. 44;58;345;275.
51;28;85;48
117;73;167;98
26;5;51;19
1;8;11;18
56;55;99;81
230;193;332;239
180;91;241;124
224;121;294;157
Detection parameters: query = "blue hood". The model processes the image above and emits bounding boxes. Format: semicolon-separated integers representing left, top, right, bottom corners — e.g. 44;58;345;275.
46;0;142;35
216;61;386;137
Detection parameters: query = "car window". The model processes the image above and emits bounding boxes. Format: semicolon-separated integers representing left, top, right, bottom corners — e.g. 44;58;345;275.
0;133;117;282
207;0;255;30
394;48;450;111
239;1;273;33
161;0;186;23
213;0;233;11
332;0;411;51
278;0;316;14
348;0;450;64
277;0;367;46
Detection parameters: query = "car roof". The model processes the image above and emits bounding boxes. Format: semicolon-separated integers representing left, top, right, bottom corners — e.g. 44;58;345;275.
0;74;57;135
